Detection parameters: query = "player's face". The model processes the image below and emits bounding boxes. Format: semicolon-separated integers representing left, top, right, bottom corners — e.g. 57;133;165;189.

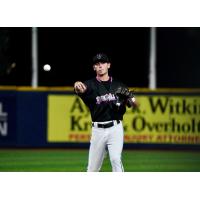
93;62;110;76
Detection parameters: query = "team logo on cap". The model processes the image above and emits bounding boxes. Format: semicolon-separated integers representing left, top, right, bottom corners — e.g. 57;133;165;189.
96;54;102;59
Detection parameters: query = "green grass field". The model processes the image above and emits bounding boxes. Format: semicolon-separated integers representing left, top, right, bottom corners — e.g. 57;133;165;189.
0;149;200;172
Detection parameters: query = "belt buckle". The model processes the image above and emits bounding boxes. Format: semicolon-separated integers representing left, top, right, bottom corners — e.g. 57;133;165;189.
102;121;114;128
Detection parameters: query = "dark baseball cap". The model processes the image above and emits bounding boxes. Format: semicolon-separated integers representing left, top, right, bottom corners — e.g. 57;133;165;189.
92;53;110;65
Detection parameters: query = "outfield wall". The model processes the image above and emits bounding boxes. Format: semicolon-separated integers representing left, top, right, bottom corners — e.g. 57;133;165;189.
0;87;200;149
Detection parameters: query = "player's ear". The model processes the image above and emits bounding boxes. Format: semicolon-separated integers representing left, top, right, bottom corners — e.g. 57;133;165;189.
107;63;111;69
93;65;96;71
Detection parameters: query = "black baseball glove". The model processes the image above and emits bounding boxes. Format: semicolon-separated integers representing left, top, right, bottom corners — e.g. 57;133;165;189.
115;87;135;107
115;87;134;99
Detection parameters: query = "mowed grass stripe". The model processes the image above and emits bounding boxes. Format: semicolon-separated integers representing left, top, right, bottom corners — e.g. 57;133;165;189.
0;150;88;172
122;150;200;172
0;149;200;172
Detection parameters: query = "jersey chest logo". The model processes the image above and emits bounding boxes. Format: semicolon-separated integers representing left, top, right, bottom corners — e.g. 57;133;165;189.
96;93;116;105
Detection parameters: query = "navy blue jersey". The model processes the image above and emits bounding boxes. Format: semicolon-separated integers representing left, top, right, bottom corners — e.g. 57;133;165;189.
77;77;128;122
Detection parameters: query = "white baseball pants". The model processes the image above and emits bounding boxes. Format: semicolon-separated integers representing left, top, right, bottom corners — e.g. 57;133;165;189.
87;120;124;172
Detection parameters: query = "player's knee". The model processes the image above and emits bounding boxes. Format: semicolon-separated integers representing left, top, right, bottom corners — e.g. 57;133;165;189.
110;156;121;166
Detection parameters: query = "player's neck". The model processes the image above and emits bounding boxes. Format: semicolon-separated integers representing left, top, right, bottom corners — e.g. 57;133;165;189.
96;74;110;82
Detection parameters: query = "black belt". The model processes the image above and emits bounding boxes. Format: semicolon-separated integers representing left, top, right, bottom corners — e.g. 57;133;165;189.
92;120;120;129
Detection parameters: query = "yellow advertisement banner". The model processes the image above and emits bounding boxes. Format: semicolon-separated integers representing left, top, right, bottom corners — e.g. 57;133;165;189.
47;94;200;144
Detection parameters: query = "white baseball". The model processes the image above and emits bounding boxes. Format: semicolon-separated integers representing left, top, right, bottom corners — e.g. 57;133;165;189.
43;64;51;71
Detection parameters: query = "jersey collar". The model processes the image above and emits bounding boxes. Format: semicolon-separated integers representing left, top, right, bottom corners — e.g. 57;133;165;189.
96;76;113;82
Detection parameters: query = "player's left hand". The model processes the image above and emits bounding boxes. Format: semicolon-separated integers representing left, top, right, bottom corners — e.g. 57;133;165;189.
115;87;138;108
115;87;134;99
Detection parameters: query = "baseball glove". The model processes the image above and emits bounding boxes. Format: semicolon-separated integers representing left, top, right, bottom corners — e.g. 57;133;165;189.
115;87;134;99
115;86;135;107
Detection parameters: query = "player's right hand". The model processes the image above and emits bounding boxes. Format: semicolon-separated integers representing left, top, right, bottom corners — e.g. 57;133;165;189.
74;81;87;93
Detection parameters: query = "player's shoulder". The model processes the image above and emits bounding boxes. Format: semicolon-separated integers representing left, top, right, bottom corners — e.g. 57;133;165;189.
83;78;96;85
112;77;128;88
82;78;97;90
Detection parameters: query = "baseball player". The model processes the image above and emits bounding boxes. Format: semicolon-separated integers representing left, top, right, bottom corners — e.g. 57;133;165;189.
74;53;138;172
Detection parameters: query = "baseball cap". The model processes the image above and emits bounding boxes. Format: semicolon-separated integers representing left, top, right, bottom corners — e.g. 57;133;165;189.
92;53;110;65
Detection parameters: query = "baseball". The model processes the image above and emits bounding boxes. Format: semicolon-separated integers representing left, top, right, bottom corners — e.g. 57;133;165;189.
43;64;51;71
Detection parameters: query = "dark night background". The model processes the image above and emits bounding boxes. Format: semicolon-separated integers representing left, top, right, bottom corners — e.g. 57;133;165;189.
0;27;200;88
